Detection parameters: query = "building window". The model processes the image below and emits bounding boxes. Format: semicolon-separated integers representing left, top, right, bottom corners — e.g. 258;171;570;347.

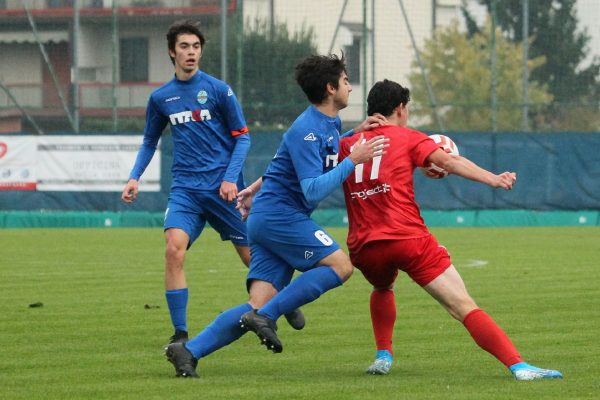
47;0;73;7
345;36;361;85
120;37;148;82
340;23;367;85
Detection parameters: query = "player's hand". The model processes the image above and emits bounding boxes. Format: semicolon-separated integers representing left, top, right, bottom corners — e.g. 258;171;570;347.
220;181;238;203
236;187;254;222
348;133;389;165
495;172;517;190
121;179;139;203
353;113;388;133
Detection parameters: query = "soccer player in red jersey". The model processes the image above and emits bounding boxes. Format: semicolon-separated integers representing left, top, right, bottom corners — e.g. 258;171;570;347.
338;79;562;380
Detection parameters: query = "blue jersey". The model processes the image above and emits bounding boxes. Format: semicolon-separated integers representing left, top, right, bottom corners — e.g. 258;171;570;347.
252;105;343;215
129;71;250;191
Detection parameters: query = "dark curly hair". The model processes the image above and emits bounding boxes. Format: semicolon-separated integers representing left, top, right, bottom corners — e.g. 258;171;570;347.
295;53;347;104
367;79;410;117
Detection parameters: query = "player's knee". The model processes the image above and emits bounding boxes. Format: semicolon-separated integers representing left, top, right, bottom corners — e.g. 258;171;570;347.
165;243;186;266
247;280;277;308
333;261;354;282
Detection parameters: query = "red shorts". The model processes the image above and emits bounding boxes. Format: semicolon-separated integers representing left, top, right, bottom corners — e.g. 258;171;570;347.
350;234;452;287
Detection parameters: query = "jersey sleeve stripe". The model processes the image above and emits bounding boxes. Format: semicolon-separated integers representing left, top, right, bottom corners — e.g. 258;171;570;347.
231;127;249;137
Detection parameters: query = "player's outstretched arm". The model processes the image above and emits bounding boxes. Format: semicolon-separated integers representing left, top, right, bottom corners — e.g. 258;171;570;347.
427;149;517;190
121;179;139;203
342;114;388;138
236;177;262;221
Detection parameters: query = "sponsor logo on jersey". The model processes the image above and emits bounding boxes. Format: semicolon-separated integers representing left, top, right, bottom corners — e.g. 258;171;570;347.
304;250;313;259
197;90;208;104
227;87;233;96
327;136;334;143
165;96;181;102
350;183;391;200
169;110;212;125
304;133;317;141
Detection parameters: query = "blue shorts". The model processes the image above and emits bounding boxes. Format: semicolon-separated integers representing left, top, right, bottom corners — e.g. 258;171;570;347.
245;210;341;291
164;189;248;248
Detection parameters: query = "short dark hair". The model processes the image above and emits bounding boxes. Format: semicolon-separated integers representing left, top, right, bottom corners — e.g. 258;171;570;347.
367;79;410;117
166;20;206;65
295;53;347;104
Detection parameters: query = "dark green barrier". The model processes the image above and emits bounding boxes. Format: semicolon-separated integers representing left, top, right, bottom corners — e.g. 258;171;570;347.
1;209;598;228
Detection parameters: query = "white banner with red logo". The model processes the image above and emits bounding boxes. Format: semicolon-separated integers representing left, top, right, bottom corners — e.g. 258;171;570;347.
0;136;160;192
0;136;37;190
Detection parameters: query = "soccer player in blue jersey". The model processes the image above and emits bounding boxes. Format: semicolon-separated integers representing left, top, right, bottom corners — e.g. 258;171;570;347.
120;21;307;345
164;53;388;377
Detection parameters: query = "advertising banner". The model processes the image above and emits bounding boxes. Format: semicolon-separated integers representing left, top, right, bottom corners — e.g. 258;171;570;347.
0;135;160;192
0;136;37;190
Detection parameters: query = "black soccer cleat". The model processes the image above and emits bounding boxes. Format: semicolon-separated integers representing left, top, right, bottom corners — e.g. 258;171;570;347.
168;329;189;344
284;308;306;330
239;310;283;353
165;342;199;378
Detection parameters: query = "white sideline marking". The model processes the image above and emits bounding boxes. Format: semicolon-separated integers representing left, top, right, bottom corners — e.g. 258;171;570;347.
460;259;488;268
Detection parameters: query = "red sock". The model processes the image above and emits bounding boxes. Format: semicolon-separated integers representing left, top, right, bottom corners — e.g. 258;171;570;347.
463;308;523;367
370;289;396;354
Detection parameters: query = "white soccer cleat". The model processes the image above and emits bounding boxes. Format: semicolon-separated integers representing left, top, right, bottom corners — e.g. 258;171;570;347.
366;350;393;375
510;362;563;380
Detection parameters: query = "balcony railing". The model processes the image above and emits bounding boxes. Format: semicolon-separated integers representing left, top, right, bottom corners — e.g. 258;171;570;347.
1;82;161;113
0;0;234;14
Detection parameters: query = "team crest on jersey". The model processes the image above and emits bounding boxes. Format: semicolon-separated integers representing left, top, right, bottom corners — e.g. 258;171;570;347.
304;133;317;141
197;90;208;104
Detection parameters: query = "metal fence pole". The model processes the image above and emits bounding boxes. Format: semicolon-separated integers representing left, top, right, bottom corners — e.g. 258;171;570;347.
236;0;244;103
0;81;44;135
398;0;445;132
371;0;375;89
23;1;76;132
362;0;367;119
490;0;498;132
72;0;80;133
522;0;530;132
327;0;349;55
112;1;119;133
490;0;499;207
221;0;228;82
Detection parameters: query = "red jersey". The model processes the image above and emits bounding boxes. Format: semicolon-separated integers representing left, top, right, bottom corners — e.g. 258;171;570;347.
339;125;441;253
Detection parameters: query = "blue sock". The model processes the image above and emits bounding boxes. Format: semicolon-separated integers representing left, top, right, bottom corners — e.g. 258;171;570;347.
185;303;252;359
166;288;188;332
259;266;343;321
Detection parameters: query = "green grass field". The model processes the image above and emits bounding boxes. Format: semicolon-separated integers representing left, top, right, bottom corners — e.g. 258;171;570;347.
1;227;599;399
